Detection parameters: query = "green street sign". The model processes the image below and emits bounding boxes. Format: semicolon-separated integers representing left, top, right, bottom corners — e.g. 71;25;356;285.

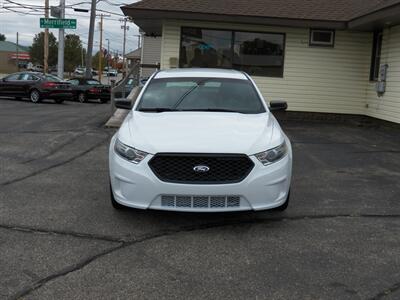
40;18;77;29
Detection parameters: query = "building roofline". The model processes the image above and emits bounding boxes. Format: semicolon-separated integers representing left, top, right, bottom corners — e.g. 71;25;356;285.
0;41;30;52
121;7;347;35
121;1;400;33
348;3;400;30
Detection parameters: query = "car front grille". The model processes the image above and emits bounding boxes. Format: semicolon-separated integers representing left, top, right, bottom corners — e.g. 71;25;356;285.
161;195;241;209
149;153;254;184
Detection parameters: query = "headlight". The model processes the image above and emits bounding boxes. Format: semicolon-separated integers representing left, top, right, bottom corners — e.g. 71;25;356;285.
254;141;288;165
114;139;148;164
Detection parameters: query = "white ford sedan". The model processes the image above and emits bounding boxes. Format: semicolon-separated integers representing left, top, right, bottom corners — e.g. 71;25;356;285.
109;68;292;212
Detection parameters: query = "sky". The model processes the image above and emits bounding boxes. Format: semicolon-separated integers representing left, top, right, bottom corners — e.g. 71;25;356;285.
0;0;140;55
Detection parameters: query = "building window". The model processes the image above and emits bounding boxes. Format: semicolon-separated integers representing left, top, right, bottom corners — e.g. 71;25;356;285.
370;31;383;81
180;27;285;77
180;28;233;68
309;29;335;47
233;31;285;77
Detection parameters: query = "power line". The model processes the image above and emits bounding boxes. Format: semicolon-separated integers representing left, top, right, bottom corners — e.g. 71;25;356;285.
99;0;130;6
4;0;43;9
65;12;121;21
1;0;136;53
2;0;126;16
2;6;43;15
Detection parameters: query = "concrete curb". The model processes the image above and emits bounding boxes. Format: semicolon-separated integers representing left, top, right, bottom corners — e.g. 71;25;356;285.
105;109;129;128
104;86;141;129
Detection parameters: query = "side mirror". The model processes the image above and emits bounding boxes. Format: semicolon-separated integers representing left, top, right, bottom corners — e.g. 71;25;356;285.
114;98;132;110
139;78;149;87
269;100;288;112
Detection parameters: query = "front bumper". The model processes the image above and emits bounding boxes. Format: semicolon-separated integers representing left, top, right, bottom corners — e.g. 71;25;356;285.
87;93;110;100
109;136;292;212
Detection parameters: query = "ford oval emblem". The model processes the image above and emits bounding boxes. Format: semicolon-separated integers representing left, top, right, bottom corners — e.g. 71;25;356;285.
193;165;210;173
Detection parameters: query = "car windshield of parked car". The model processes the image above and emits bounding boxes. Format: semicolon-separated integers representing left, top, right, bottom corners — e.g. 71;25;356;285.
137;77;265;114
4;74;20;81
87;80;101;85
116;78;134;87
44;75;62;82
68;79;79;85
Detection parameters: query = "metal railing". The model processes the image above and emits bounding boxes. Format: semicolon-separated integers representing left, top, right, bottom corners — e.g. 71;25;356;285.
110;62;160;114
110;61;139;100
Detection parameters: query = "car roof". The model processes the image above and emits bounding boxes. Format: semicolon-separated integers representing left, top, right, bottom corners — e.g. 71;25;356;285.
69;77;99;81
7;71;43;76
154;68;248;80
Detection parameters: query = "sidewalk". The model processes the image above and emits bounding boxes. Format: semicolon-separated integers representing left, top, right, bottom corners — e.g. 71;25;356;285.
105;108;129;128
105;86;141;128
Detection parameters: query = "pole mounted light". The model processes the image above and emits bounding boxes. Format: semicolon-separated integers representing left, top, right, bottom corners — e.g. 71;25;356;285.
85;0;97;79
57;0;65;79
74;8;89;13
120;18;129;78
44;0;49;74
106;38;110;85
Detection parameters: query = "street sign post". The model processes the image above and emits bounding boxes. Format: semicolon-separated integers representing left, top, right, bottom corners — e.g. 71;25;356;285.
50;6;62;18
40;18;77;29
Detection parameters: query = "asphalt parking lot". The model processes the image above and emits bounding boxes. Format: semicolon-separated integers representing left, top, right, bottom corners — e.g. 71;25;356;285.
0;97;399;300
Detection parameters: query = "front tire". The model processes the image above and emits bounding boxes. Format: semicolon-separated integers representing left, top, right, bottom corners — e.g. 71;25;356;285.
29;89;41;103
55;98;64;104
110;183;125;209
78;92;86;103
100;98;109;104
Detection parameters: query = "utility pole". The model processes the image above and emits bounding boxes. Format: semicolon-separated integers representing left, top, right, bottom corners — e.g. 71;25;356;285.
44;0;49;74
120;18;129;78
106;38;110;84
85;0;97;78
57;0;65;79
98;14;103;82
16;32;19;71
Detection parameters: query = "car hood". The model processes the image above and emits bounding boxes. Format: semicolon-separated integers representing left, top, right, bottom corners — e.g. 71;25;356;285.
117;111;284;155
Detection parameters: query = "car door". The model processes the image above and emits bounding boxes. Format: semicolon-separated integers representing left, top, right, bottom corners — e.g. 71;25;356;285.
67;79;81;98
0;73;23;97
0;76;7;95
19;73;39;97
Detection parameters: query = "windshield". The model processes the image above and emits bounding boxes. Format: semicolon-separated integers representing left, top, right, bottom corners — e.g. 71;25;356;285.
137;77;265;114
87;80;101;85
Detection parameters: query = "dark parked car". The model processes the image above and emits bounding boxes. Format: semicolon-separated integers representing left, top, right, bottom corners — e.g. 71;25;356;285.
113;77;147;98
106;69;118;77
0;72;72;104
114;78;136;98
67;78;110;103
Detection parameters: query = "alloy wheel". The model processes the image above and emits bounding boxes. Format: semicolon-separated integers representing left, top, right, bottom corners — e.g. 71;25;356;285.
30;90;40;103
78;93;86;103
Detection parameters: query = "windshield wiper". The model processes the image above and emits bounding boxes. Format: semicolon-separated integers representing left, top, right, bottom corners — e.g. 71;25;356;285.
171;78;211;109
180;108;244;113
138;108;247;113
138;108;178;112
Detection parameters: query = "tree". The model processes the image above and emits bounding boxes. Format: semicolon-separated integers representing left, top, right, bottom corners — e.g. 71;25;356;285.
92;51;106;71
64;34;84;72
30;32;58;66
0;34;6;41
